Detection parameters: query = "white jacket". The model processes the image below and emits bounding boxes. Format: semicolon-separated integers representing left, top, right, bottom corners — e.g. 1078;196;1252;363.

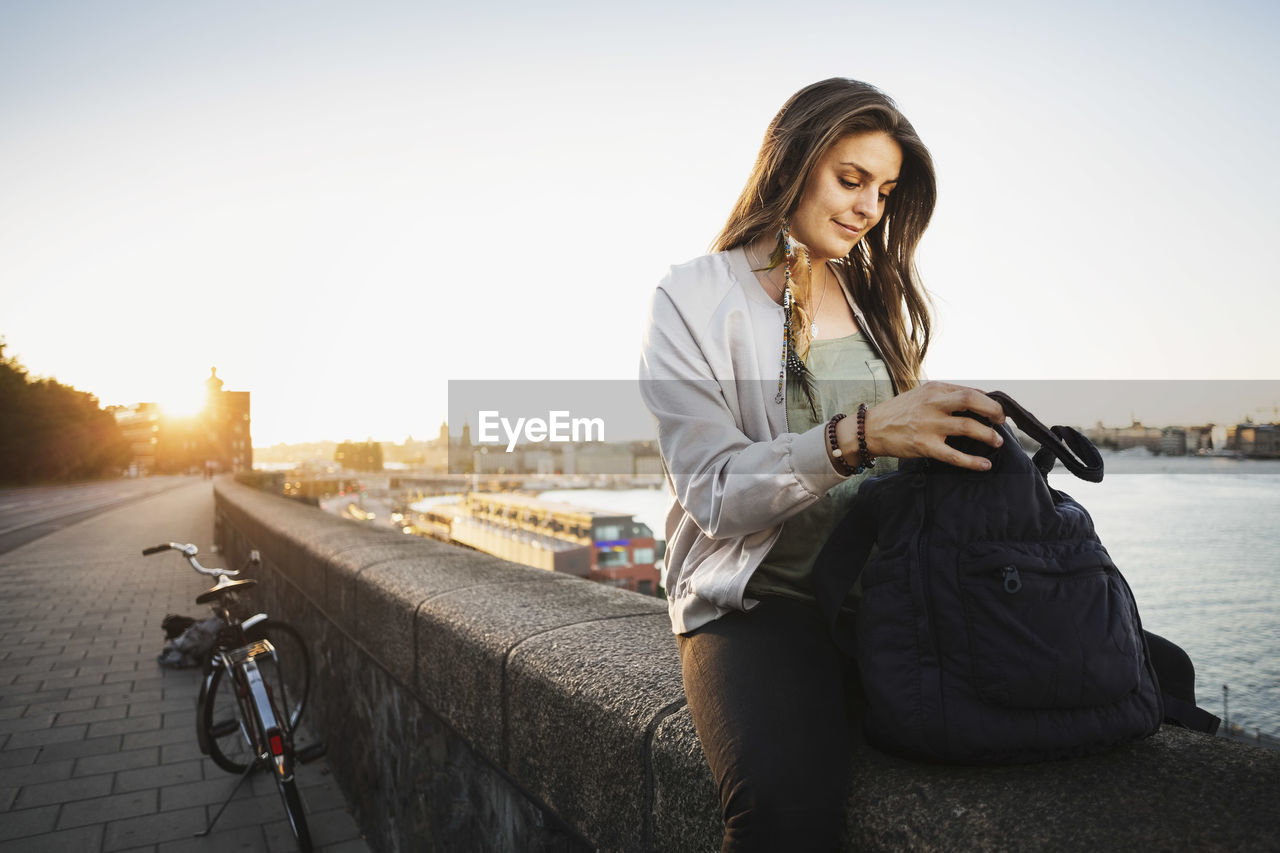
639;245;890;634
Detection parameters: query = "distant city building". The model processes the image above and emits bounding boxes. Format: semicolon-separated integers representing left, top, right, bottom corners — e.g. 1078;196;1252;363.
114;368;252;475
1085;420;1164;453
1230;422;1280;458
204;369;253;473
440;493;661;595
113;403;161;475
1160;427;1188;457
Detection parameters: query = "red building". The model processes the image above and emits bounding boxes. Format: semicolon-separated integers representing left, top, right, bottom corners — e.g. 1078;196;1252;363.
437;493;662;596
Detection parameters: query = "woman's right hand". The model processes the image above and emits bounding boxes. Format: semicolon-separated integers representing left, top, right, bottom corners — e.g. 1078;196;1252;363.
846;382;1007;472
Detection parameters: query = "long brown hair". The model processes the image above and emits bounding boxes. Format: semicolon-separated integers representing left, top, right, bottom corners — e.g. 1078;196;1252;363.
713;78;936;391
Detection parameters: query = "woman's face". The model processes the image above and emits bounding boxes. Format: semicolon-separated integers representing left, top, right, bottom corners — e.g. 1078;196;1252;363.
789;130;903;264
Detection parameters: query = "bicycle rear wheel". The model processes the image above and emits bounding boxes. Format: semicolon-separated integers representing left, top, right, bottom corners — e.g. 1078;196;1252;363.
245;620;311;731
277;774;313;852
200;621;311;774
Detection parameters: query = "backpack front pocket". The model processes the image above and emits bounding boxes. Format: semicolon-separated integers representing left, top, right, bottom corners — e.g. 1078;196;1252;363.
958;544;1143;709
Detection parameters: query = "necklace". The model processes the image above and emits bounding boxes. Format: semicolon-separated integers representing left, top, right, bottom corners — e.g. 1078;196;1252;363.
748;240;829;334
810;264;830;339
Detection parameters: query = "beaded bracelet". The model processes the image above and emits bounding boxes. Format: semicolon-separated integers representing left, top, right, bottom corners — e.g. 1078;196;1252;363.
856;403;876;472
826;413;858;477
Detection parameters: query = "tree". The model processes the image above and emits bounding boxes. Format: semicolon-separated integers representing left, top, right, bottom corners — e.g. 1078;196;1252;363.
0;341;131;484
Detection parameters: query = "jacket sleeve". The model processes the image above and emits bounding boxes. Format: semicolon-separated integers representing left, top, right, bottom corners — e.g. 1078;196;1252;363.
638;285;848;541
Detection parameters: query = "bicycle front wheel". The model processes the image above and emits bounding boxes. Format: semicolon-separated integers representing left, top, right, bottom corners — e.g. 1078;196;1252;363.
277;774;313;852
201;662;255;774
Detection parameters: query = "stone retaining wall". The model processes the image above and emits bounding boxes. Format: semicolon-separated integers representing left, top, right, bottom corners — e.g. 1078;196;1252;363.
213;479;1280;852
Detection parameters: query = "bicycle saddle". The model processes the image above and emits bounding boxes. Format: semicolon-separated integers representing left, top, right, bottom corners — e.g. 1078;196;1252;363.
197;576;259;604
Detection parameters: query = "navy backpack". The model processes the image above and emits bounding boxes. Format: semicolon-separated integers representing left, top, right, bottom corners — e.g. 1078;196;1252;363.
812;391;1218;764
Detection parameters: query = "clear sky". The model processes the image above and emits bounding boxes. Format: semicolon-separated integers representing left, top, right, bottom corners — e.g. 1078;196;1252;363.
2;0;1278;446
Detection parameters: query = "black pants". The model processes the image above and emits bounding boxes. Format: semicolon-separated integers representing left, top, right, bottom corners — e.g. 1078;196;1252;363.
677;597;859;853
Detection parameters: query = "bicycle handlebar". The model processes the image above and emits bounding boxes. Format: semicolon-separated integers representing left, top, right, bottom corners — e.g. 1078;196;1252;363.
141;542;240;577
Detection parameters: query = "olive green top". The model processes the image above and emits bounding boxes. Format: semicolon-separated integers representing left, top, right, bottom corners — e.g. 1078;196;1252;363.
745;331;898;602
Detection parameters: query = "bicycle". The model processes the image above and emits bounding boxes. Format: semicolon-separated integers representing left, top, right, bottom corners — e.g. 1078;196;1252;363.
143;542;325;851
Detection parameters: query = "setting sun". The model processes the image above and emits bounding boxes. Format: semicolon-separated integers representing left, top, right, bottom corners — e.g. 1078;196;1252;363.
156;387;207;420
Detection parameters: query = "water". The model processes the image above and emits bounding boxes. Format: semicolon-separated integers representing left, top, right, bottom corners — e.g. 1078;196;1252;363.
543;453;1280;736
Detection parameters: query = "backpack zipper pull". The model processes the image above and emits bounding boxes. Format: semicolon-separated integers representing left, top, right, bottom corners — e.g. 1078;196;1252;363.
1002;565;1022;594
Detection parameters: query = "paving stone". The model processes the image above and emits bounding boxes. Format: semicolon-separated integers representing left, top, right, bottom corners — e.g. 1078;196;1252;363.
138;697;196;717
122;725;191;750
23;696;95;717
0;707;22;722
115;759;204;794
161;711;195;731
162;685;200;702
213;791;291;831
0;686;67;706
74;746;159;776
0;803;58;840
157;822;268;852
0;748;37;768
0;823;102;852
88;713;162;738
4;723;86;749
0;757;73;787
130;678;168;695
297;806;365;846
0;785;14;811
314;838;371;853
0;663;56;681
0;713;54;735
36;672;107;690
161;740;204;764
286;779;346;813
56;787;158;830
12;667;78;684
14;771;114;807
262;815;325;852
69;682;140;699
55;703;129;726
37;732;121;761
103;805;207;851
104;668;143;684
161;774;254;812
98;689;164;708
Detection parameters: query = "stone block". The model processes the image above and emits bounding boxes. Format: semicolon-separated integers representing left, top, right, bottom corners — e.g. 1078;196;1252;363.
356;552;549;690
842;724;1280;852
506;614;683;851
322;540;429;630
649;706;719;853
415;577;663;758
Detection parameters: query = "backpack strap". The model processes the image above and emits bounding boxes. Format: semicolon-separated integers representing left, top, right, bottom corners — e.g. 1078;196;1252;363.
812;496;878;657
987;391;1105;483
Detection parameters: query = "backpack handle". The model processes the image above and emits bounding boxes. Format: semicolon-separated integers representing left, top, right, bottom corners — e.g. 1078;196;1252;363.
987;391;1104;483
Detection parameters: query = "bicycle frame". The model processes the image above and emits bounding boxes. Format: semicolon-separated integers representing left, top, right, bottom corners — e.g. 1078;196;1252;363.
222;640;296;780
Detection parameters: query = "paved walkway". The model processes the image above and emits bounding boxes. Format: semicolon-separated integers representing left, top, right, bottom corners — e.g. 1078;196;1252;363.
0;478;370;852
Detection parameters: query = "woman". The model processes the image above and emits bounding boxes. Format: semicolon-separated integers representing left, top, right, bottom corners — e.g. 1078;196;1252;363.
639;79;1008;850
